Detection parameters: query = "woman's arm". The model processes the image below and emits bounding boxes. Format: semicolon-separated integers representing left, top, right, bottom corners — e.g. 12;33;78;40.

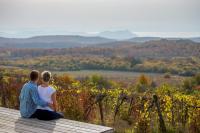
51;92;58;112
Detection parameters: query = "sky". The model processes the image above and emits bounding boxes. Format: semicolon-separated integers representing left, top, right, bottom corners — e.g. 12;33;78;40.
0;0;200;38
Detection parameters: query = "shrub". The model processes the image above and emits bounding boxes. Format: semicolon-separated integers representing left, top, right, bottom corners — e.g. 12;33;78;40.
164;73;171;79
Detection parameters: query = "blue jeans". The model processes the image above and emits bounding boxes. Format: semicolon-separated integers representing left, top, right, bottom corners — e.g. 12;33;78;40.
30;109;64;120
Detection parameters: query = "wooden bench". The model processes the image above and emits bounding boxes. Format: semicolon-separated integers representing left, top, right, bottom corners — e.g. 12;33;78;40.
0;107;113;133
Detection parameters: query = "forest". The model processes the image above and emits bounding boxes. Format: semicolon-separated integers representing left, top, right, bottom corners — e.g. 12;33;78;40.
1;39;200;76
0;67;200;133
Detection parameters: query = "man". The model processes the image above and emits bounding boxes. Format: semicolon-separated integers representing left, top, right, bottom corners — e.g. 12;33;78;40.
19;70;54;119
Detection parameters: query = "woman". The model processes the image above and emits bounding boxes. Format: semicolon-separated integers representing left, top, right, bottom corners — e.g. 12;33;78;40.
32;71;63;120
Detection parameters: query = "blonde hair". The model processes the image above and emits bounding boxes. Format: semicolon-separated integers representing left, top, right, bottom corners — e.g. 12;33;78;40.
41;71;51;82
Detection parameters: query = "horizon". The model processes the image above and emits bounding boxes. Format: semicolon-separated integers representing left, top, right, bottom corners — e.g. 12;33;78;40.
1;30;200;38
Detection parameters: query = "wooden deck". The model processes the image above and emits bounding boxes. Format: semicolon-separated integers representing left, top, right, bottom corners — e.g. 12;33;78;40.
0;107;113;133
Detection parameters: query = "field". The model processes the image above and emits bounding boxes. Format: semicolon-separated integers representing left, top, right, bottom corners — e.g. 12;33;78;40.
54;70;186;86
1;67;200;133
0;65;186;86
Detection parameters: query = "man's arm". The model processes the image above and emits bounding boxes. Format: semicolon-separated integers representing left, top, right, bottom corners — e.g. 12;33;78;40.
31;86;48;107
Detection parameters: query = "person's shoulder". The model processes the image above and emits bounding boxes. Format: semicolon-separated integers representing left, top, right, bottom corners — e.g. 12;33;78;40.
23;82;34;88
38;85;42;89
28;82;38;91
23;82;28;87
21;82;29;91
37;85;43;91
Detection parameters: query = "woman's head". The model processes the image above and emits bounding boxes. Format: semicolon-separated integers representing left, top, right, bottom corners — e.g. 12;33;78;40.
41;71;51;83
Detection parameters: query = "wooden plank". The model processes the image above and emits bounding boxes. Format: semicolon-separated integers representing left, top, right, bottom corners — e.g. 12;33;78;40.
0;119;54;133
0;107;114;133
0;107;106;129
0;107;113;132
0;111;100;133
0;115;92;133
0;107;111;131
0;114;95;133
0;123;33;133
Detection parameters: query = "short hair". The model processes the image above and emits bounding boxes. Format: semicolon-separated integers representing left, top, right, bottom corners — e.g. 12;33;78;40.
30;70;39;81
41;71;51;82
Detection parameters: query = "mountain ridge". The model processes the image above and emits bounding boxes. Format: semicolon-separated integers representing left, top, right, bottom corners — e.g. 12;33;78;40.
0;35;116;48
0;35;200;49
97;30;137;40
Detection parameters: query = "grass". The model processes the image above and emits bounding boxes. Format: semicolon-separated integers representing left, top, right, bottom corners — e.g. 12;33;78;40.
53;70;186;85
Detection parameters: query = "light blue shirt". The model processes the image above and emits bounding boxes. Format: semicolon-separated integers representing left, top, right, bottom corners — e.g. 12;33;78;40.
19;81;48;118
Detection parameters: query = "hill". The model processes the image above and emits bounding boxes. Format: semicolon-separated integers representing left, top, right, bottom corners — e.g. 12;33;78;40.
113;39;200;58
1;39;199;59
97;30;137;40
94;39;200;58
0;35;115;48
1;39;200;76
190;37;200;43
127;37;200;43
127;37;161;43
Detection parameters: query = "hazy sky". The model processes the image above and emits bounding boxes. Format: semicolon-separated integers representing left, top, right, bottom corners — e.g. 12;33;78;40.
0;0;200;37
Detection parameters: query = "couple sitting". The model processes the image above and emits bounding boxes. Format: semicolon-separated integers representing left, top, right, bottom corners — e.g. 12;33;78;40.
19;70;63;120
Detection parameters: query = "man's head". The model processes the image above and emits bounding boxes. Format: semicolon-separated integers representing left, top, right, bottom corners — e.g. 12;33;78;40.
41;71;51;83
30;70;39;83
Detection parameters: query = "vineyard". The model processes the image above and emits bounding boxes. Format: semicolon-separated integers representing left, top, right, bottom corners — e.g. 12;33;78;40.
0;68;200;133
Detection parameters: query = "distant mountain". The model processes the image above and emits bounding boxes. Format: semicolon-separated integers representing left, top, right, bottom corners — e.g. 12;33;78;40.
1;34;199;49
127;37;200;43
0;35;115;48
127;37;161;43
189;37;200;43
97;30;137;40
95;41;139;48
